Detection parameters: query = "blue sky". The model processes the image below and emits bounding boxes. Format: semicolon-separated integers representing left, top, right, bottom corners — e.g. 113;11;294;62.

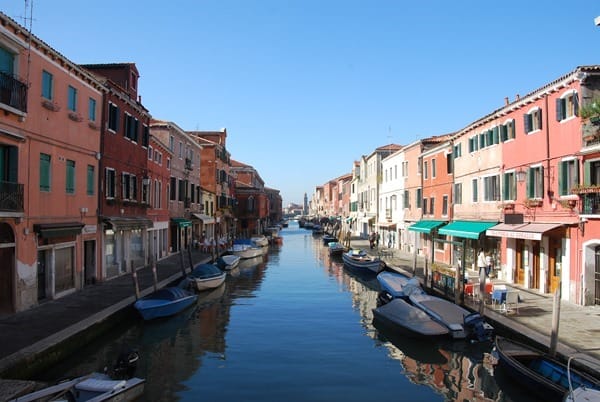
3;1;600;206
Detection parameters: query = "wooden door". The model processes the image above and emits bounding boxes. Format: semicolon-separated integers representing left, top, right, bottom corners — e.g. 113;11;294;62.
548;238;561;294
532;242;540;289
514;239;525;285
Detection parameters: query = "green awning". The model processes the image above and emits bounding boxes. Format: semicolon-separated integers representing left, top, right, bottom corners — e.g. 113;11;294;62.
438;220;497;239
408;220;446;234
171;218;192;228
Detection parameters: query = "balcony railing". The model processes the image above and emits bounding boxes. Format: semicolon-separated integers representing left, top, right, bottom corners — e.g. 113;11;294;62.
581;193;600;215
0;181;24;212
0;71;27;113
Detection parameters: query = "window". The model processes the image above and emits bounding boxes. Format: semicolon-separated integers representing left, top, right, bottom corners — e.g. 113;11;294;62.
483;175;500;201
442;195;448;216
170;177;177;201
402;161;408;177
446;152;452;174
121;173;137;201
67;86;77;112
558;159;579;196
472;178;478;202
429;197;435;215
403;190;409;208
142;124;149;147
453;144;462;158
468;136;479;153
148;146;153;160
524;108;542;133
500;119;516;142
167;157;171;170
178;178;185;201
108;102;119;132
124;114;139;142
169;136;174;151
556;91;579;121
66;160;75;194
503;172;516;201
105;168;116;198
423;198;428;214
86;165;94;196
179;142;183;158
88;98;96;122
42;70;53;100
454;183;462;205
527;166;544;199
423;161;428;179
432;159;437;178
142;177;150;204
40;153;51;191
416;188;422;208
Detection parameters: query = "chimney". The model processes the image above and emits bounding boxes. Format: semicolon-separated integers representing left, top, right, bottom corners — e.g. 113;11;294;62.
515;94;520;101
504;97;509;106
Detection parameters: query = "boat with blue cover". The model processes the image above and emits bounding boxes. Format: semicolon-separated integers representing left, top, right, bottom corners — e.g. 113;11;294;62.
133;286;197;320
342;249;384;274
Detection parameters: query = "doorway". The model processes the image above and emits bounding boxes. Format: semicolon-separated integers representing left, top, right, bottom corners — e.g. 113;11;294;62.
0;223;15;314
514;239;525;285
84;240;96;285
595;246;600;305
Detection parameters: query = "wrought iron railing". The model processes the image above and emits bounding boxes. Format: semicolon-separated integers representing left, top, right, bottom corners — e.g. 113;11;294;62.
0;71;27;113
581;193;600;215
0;181;24;211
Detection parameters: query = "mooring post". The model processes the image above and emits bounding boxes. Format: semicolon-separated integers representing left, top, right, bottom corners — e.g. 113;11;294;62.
549;284;562;357
131;261;140;299
179;249;187;276
151;255;158;292
188;246;194;268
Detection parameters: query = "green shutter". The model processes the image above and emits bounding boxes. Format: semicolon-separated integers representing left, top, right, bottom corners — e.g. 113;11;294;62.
574;159;580;188
87;165;94;195
40;153;50;191
558;162;565;196
502;173;508;200
527;168;533;198
584;161;591;186
556;98;563;121
66;160;75;193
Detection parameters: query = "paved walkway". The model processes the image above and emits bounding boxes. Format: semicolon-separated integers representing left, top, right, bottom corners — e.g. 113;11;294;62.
350;238;600;376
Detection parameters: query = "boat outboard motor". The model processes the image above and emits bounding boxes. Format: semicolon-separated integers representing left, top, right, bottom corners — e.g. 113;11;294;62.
464;312;494;342
113;348;140;379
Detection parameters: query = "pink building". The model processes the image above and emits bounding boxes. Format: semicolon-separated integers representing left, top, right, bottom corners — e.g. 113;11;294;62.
0;13;103;313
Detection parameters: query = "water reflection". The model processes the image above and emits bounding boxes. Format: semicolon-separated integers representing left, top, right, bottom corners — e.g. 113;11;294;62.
37;223;530;401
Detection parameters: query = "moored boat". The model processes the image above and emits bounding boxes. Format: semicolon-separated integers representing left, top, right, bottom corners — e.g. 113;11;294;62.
187;263;227;291
342;249;384;274
228;243;264;259
493;336;600;402
322;234;338;245
328;241;345;256
372;298;450;338
133;286;197;320
215;254;241;271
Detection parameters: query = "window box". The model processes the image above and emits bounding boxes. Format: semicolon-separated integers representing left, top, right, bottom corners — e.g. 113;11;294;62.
41;99;60;112
524;198;543;208
68;112;83;122
498;202;515;210
571;185;600;194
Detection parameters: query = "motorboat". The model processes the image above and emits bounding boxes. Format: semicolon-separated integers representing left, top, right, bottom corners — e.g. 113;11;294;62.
228;243;264;259
9;350;145;402
250;235;269;247
377;270;493;341
215;254;241;271
187;263;227;291
342;249;384;275
328;242;345;256
322;234;338;245
493;336;600;402
133;286;197;320
372;298;450;338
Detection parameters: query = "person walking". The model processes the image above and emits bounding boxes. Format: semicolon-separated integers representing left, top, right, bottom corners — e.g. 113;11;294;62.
477;248;488;304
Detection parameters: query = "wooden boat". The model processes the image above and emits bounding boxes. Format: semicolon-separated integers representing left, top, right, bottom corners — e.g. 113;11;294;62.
494;336;600;402
215;254;241;271
377;270;493;341
238;255;264;270
372;298;450;338
342;249;384;274
187;263;227;291
328;242;345;256
250;235;269;247
228;243;264;259
134;286;197;320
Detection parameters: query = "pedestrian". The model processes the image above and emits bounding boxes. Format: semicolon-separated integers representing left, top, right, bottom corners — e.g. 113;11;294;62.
369;232;376;249
485;254;493;277
477;248;488;280
376;232;380;248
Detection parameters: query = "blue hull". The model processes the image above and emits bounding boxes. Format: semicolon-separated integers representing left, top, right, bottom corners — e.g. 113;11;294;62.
134;287;198;320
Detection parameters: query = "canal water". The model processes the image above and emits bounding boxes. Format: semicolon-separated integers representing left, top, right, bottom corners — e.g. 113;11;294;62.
42;221;536;401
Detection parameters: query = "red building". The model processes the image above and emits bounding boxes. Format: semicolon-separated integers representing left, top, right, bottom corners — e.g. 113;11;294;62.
231;159;269;238
81;63;152;279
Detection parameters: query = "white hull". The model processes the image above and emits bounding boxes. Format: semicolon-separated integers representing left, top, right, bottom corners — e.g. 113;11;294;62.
190;272;226;291
229;244;264;259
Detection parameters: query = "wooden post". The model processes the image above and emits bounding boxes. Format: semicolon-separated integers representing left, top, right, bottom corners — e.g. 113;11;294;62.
549;284;562;357
131;261;140;299
424;259;429;289
179;249;187;276
188;246;194;268
151;256;158;292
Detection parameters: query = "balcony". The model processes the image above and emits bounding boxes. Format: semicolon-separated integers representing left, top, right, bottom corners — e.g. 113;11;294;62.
582;118;600;146
0;181;24;212
580;193;600;215
0;71;27;113
184;158;193;171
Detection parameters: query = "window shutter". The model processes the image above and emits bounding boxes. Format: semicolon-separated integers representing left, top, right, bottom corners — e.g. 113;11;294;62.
537;111;543;131
524;114;531;133
493;127;499;144
556;98;563;121
584;161;591;186
558;162;565;196
7;146;17;182
574;159;580;188
527;168;533;198
503;173;509;200
574;93;579;116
